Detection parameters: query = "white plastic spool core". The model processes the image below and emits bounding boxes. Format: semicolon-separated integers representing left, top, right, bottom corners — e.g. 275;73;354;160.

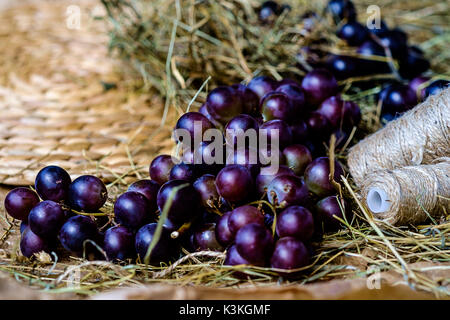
366;187;391;214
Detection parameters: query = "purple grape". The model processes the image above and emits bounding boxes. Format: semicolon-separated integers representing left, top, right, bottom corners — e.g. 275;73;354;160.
206;86;244;123
193;223;223;251
28;200;65;239
289;120;309;144
225;147;260;178
224;244;252;266
342;100;361;130
255;165;295;196
357;40;385;57
317;95;344;129
193;174;220;208
306;111;332;139
114;191;153;230
282;144;312;176
378;30;408;59
103;226;135;261
304;157;344;197
261;91;296;122
357;41;390;74
301;69;338;106
367;19;388;36
326;55;360;80
215;165;253;203
20;227;51;258
215;211;234;246
424;80;449;98
224;114;259;146
267;175;309;208
380;84;417;116
259;119;293;150
34;165;71;202
157;179;201;225
4;187;40;221
276;206;314;241
149;155;176;185
169;163;198;182
315;195;348;231
68;175;107;213
228;205;264;235
199;103;221;127
337;21;368;46
235;223;273;265
135;223;178;264
128;179;159;212
174;111;215;143
59;215;99;254
230;83;260;114
247;76;277;99
259;1;279;24
408;76;430;100
327;0;357;23
20;221;28;234
398;47;430;79
270;237;309;269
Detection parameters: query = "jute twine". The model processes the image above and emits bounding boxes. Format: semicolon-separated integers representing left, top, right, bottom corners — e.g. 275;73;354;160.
348;88;450;187
361;158;450;226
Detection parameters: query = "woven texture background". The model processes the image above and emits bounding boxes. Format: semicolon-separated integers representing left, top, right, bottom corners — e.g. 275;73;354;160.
0;0;175;186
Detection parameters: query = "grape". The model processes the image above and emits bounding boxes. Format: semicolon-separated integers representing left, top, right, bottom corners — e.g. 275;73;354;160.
59;215;99;254
259;119;293;150
230;83;260;114
224;114;259;146
316;96;344;129
306;111;332;139
289;120;309;144
206;86;243;123
337;21;368;46
34;165;71;202
215;211;234;246
327;0;357;23
276;205;314;241
157;180;201;226
194;140;225;175
174;112;215;143
282;144;312;176
342;100;361;130
261;91;296;122
380;84;417;116
68;175;107;213
114;191;154;230
20;227;51;258
326;55;360;80
259;1;279;24
193;223;223;251
215;165;254;203
224;244;252;266
20;221;28;234
270;237;309;270
247;76;277;99
378;30;408;59
149;155;176;185
128;179;159;212
235;223;273;265
193;174;220;208
367;19;388;36
408;76;430;100
135;223;177;264
103;226;135;261
304;157;344;197
267;175;309;208
255;165;295;196
424;80;449;98
301;69;338;106
225;147;260;178
357;41;390;74
199;103;221;127
4;187;40;221
228;205;265;235
399;47;430;79
169;163;198;183
315;195;349;231
28;200;65;239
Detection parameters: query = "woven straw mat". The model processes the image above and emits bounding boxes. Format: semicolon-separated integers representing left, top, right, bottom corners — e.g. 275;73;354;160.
0;0;175;186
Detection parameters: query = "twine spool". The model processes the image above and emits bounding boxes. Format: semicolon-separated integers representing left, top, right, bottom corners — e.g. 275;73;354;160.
348;88;450;187
362;159;450;225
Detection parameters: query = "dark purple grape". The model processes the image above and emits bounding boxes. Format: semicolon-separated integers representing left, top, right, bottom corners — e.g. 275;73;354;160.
277;78;301;88
378;30;408;59
114;191;153;230
424;80;449;98
357;41;390;74
247;76;277;100
157;180;201;225
169;163;198;182
174;111;215;143
28;200;65;239
282;144;312;176
215;211;234;246
20;221;28;234
289;120;309;144
274;84;307;117
193;140;225;175
215;165;253;203
259;1;279;24
206;86;244;123
255;165;295;196
307;111;332;139
301;69;338;106
149;155;176;185
338;21;368;46
367;19;388;36
317;95;344;129
261;91;295;122
135;223;178;264
276;206;314;241
259;119;293;150
4;187;40;221
380;84;417;116
230;84;260;115
193;223;223;251
327;0;357;23
68;175;107;213
398;47;430;79
224;244;252;266
357;40;386;57
228;205;264;235
408;76;430;100
199;103;221;127
225;147;260;178
193;174;220;208
315;195;349;231
325;55;360;80
235;223;274;265
128;179;159;212
103;226;135;261
34;165;71;202
59;215;99;254
20;227;51;258
304;157;344;197
270;237;309;269
342;100;361;130
224;114;259;146
267;175;309;208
